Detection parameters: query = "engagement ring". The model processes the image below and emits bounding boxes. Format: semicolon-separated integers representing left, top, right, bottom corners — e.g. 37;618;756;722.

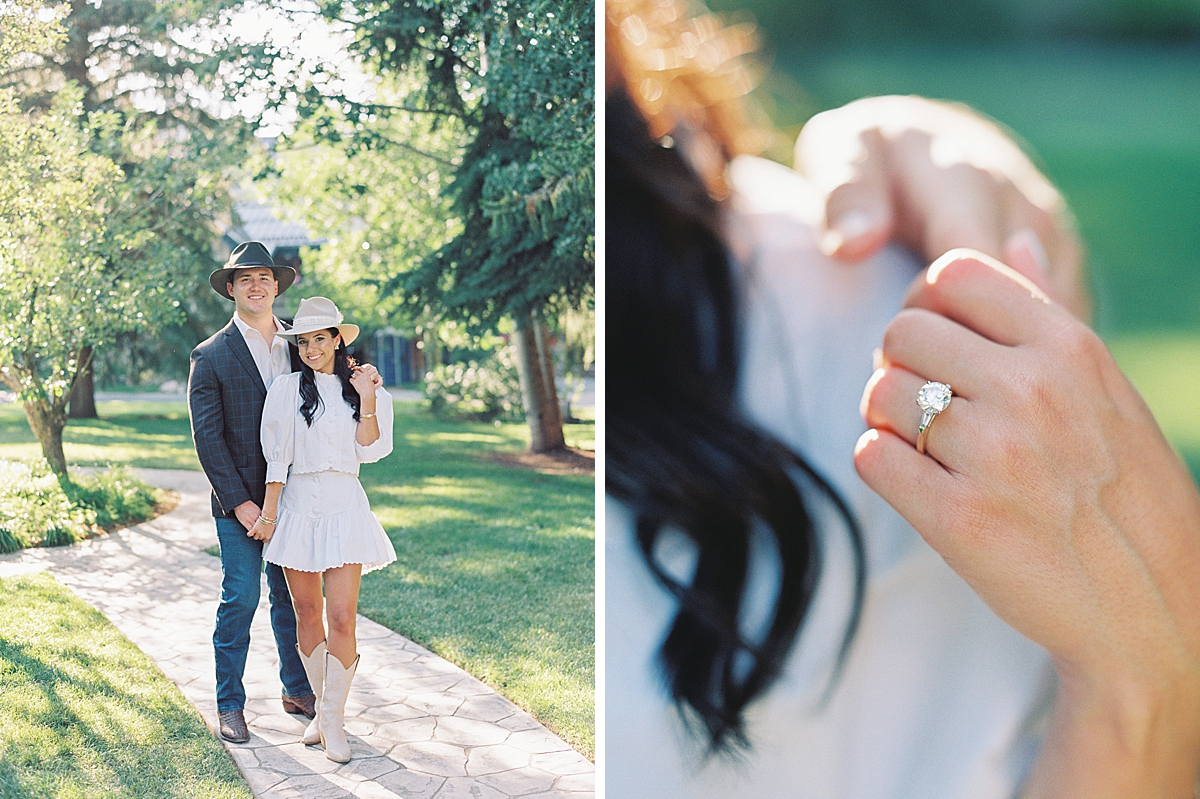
916;381;952;455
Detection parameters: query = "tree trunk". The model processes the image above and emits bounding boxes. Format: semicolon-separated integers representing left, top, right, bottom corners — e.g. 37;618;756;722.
23;399;69;477
532;310;565;435
68;345;97;419
513;310;565;453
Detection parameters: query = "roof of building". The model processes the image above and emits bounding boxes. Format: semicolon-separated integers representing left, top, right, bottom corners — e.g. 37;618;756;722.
224;200;324;253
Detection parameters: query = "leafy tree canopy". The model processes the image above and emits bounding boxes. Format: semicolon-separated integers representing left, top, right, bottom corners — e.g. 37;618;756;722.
296;0;595;327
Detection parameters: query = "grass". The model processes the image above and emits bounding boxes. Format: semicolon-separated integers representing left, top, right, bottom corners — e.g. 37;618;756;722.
358;403;595;757
0;402;198;471
0;572;252;799
0;398;596;758
1108;333;1200;478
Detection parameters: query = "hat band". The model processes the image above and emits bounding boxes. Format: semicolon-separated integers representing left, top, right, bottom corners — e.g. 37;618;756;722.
292;316;342;329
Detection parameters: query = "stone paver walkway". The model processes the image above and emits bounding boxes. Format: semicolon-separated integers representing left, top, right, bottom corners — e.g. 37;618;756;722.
0;469;594;799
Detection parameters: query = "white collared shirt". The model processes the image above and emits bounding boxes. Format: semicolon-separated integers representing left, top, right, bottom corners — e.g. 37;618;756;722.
232;313;291;390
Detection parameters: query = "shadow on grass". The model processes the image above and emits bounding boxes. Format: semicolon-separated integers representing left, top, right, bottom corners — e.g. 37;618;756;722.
0;403;199;471
0;574;250;799
356;405;596;757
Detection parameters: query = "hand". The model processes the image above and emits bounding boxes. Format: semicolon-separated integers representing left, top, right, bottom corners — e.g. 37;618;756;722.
233;500;260;533
795;95;1089;321
855;250;1200;797
247;517;275;543
349;363;380;397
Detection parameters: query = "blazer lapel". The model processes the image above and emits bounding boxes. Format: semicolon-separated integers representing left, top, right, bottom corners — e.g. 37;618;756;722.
223;322;267;396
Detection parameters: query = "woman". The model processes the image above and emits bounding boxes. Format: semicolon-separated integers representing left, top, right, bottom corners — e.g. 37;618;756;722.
250;296;396;763
606;0;1200;796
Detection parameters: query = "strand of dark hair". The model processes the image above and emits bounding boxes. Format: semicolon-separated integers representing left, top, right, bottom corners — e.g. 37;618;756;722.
296;333;361;427
606;89;866;752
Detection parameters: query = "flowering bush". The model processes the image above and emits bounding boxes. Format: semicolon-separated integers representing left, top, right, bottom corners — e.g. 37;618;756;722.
424;347;524;423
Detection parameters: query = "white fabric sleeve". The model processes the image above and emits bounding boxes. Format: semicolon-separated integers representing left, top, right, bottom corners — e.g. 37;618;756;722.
355;387;393;464
261;374;297;484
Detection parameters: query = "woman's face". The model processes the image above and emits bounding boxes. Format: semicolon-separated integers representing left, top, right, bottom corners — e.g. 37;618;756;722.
296;328;341;374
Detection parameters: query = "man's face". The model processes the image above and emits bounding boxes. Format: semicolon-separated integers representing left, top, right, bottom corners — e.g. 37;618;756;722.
227;267;278;316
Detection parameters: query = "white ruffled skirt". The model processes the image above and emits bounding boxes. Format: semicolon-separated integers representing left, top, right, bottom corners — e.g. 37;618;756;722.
263;470;397;575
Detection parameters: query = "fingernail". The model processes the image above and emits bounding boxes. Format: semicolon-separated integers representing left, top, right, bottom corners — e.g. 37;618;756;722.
1006;228;1049;274
820;210;876;256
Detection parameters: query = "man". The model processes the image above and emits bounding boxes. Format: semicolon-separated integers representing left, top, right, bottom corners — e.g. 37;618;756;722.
187;241;314;743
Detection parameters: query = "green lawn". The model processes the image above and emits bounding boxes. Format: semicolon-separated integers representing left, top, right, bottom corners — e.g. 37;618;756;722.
0;573;252;799
357;408;594;756
0;402;199;471
0;399;596;758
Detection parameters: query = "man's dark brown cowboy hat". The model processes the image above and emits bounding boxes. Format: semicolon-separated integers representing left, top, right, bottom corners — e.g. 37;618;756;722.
209;241;298;301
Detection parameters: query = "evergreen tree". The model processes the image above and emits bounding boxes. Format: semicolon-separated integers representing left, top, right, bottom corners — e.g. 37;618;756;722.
306;0;594;449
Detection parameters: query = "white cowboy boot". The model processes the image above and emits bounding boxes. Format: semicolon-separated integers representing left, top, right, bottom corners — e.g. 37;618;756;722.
319;651;359;763
296;641;326;746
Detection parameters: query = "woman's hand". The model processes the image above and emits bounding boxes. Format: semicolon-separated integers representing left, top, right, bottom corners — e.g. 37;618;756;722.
855;250;1200;798
349;363;381;397
247;517;275;543
795;96;1089;321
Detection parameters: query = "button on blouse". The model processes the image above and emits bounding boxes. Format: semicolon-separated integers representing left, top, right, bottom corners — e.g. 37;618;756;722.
261;371;393;484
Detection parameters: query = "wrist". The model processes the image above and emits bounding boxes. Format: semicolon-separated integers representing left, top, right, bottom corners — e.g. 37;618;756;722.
1025;660;1200;798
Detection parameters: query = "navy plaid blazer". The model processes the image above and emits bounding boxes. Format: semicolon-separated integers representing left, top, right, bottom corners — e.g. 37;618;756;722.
188;320;300;518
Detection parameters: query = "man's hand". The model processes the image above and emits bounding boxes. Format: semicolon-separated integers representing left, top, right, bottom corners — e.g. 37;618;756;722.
795;95;1089;321
349;363;381;397
233;500;261;536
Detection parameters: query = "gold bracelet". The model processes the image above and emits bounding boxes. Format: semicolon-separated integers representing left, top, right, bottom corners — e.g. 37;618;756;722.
258;515;277;526
360;412;376;420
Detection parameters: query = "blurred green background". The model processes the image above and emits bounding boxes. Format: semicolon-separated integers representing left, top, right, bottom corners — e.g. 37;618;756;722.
706;0;1200;476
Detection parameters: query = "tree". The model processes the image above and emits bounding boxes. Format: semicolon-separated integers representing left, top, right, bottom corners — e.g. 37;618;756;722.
5;0;278;415
264;68;466;338
304;0;594;450
0;9;180;475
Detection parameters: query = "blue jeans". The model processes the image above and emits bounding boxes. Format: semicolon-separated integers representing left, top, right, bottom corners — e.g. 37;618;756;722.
213;516;312;712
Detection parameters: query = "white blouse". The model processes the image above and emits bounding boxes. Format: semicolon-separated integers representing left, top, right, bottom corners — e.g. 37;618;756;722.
261;371;393;483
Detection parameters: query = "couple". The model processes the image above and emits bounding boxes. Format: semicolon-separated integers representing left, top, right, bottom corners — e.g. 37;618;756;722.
186;241;396;763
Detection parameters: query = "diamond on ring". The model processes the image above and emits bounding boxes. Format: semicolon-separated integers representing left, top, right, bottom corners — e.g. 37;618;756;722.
917;381;952;416
916;381;952;455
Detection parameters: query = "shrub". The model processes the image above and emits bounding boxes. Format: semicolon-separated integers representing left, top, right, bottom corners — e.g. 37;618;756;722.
424;346;524;423
67;465;158;530
0;460;91;552
0;460;160;552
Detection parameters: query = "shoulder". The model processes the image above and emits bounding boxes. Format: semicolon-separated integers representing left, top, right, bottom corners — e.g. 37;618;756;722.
267;371;302;397
191;323;235;360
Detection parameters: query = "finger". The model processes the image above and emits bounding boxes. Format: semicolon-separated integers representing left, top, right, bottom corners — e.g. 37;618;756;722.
861;365;976;468
854;428;964;541
888;132;1006;262
905;249;1069;347
1001;228;1054;299
796;117;894;262
878;307;1000;400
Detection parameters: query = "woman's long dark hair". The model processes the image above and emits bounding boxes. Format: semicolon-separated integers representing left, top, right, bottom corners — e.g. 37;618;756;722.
606;88;866;752
296;329;361;427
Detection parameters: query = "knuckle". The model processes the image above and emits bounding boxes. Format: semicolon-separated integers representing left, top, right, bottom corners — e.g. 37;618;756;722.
881;308;925;356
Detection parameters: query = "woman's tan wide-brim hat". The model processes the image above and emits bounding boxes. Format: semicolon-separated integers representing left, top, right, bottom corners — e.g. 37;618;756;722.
277;296;359;346
209;241;297;300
